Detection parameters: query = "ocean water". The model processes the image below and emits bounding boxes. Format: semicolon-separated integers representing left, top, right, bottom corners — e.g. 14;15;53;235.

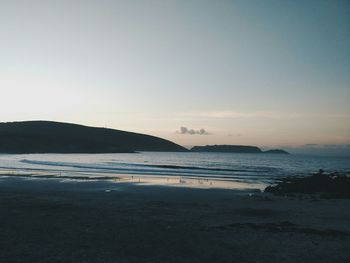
0;152;349;189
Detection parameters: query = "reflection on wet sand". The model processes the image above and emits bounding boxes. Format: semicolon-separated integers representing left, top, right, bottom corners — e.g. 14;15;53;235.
0;168;264;190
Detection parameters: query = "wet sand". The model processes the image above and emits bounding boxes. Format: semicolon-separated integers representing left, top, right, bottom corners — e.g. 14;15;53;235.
0;177;349;263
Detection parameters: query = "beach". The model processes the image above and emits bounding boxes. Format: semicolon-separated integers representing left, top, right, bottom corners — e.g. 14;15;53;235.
1;177;349;263
2;0;350;262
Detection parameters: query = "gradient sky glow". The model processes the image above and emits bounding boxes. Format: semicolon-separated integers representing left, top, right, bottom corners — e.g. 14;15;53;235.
1;0;349;150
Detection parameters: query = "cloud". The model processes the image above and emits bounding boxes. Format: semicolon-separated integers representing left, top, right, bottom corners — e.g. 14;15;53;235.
178;111;350;120
284;144;350;157
302;144;350;149
303;144;319;147
179;111;292;119
228;133;242;137
323;144;339;148
177;126;211;135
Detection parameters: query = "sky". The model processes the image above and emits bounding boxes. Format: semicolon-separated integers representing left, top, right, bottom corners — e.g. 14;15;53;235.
1;0;349;154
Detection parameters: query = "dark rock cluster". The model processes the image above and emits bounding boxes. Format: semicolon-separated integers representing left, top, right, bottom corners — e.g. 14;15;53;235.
265;170;350;198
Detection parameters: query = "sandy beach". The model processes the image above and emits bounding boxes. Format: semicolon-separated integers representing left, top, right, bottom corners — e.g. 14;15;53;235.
0;177;349;263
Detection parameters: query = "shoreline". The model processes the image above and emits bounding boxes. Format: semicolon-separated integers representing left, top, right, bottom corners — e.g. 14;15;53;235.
0;169;267;191
0;177;350;262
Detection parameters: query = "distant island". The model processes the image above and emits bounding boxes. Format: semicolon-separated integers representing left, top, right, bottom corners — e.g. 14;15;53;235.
190;145;289;154
0;121;187;153
263;149;289;154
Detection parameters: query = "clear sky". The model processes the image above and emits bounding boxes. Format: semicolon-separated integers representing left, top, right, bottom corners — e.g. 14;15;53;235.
1;0;349;151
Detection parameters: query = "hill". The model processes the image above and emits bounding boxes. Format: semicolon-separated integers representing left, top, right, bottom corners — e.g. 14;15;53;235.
0;121;187;153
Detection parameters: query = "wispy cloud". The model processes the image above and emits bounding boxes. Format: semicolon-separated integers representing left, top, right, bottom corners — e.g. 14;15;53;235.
284;144;350;157
178;111;298;120
177;126;211;135
228;133;242;137
300;144;350;149
303;144;319;147
178;111;350;120
137;111;350;122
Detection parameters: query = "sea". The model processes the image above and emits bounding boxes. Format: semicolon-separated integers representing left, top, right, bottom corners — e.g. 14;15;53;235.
0;152;349;190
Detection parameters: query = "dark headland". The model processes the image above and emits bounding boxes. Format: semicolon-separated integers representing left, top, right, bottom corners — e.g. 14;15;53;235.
191;145;289;154
0;121;187;153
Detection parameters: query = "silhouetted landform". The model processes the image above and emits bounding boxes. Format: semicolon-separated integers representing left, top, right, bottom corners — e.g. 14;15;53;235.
265;171;350;198
0;121;187;153
191;145;289;154
263;149;289;154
